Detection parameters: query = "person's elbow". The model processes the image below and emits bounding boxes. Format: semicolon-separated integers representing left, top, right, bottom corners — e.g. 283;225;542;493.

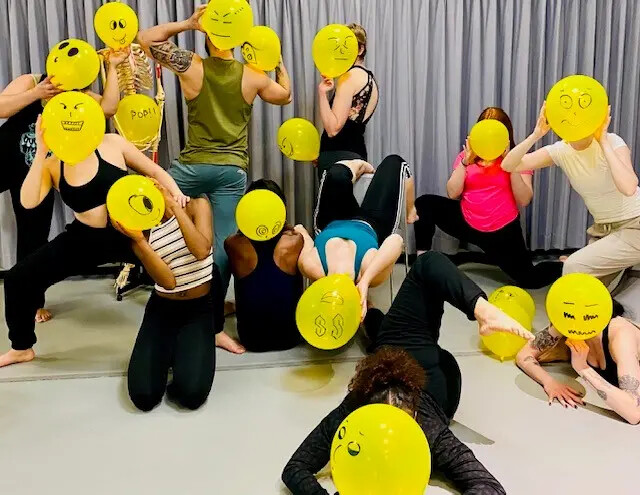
136;30;151;49
620;178;639;197
515;191;533;207
19;194;38;210
101;103;118;119
193;244;212;261
325;123;343;138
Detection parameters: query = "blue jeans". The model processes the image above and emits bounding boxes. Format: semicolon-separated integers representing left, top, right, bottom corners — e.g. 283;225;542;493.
169;161;247;295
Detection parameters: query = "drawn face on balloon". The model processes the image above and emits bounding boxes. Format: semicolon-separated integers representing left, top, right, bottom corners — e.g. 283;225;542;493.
277;118;320;161
200;0;254;51
545;273;613;340
545;75;608;142
278;137;294;158
331;419;363;466
235;189;285;241
46;39;100;90
312;25;358;78
94;2;139;49
241;43;258;64
107;176;165;231
328;34;357;62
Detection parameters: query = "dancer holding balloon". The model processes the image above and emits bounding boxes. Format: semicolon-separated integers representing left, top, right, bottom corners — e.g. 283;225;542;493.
282;345;507;494
0;93;187;368
414;107;563;289
137;3;292;353
502;76;640;287
111;180;221;412
0;43;126;322
315;24;379;175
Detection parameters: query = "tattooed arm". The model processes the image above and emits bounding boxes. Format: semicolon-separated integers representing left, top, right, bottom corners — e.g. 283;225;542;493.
516;326;584;407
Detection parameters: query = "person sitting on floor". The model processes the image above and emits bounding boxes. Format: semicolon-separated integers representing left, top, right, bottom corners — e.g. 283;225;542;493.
114;182;222;412
225;180;303;353
296;154;417;319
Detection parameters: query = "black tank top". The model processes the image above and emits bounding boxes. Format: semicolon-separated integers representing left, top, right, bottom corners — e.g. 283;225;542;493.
0;74;46;185
594;326;619;386
59;149;127;213
234;236;303;352
320;66;378;160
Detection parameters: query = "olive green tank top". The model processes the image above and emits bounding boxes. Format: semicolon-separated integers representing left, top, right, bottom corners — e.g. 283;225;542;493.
178;57;253;168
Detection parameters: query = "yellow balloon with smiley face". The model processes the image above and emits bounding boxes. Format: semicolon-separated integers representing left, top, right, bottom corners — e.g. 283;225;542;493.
106;175;165;231
46;39;100;90
331;404;431;495
545;273;613;340
312;24;358;78
235;189;286;241
241;26;281;72
42;92;106;164
94;2;139;49
200;0;254;51
277;118;320;161
545;75;608;142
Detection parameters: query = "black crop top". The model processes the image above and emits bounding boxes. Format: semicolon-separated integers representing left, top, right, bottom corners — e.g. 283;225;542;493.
59;149;127;213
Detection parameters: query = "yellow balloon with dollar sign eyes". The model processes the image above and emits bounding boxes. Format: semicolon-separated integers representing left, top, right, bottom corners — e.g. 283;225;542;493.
242;26;281;72
277;118;320;161
107;175;165;231
235;189;286;241
42;92;106;164
545;75;608;142
331;404;431;495
296;275;361;350
545;273;613;340
312;24;358;78
200;0;254;51
94;2;139;49
46;39;100;90
114;94;162;145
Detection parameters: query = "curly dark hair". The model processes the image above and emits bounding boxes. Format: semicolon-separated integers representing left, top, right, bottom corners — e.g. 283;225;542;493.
348;347;426;413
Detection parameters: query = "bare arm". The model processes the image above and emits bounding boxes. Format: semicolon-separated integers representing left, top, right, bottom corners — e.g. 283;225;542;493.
359;234;403;288
0;75;60;119
20;115;53;209
173;198;212;260
596;112;638;196
447;165;466;200
510;172;534;207
256;58;292;105
318;73;356;137
295;224;325;281
93;50;129;118
132;239;177;290
502;103;555;173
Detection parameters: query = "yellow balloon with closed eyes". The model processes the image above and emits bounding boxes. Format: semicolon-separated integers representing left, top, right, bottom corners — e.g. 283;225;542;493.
200;0;254;50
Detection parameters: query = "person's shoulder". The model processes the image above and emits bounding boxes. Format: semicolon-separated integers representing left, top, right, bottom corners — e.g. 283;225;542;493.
187;196;211;213
224;232;250;250
607;133;627;150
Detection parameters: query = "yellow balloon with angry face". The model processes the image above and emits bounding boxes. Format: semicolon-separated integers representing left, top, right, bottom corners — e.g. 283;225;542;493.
42;92;105;164
46;39;100;90
312;24;358;78
545;273;613;340
94;2;139;49
545;75;608;142
200;0;254;51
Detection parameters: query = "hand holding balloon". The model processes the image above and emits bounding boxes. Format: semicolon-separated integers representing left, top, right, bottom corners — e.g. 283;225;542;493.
187;4;207;33
34;115;49;157
461;137;476;166
110;217;145;242
567;339;590;373
105;48;130;68
355;279;369;322
318;77;335;95
33;76;62;101
532;103;551;141
594;105;612;145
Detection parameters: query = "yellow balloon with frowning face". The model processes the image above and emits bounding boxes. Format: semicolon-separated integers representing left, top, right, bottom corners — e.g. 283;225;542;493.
545;75;608;142
42;92;105;164
46;39;100;90
94;2;139;49
312;24;358;78
200;0;254;50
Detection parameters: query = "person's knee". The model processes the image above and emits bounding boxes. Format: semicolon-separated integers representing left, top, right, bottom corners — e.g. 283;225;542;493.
414;251;449;273
327;163;354;183
4;264;27;294
172;384;211;410
129;390;163;412
562;252;592;275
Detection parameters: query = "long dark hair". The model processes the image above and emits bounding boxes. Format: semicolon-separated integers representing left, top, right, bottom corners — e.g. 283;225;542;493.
477;106;516;151
348;347;426;414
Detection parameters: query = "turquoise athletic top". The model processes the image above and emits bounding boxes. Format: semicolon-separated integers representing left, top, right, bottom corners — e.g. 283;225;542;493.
315;220;379;276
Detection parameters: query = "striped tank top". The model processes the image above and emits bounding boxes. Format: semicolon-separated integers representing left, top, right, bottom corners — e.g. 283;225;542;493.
148;216;213;294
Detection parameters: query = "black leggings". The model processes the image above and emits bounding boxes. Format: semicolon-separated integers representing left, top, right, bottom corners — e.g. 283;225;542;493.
414;194;562;289
4;220;133;350
365;252;485;418
127;278;224;411
313;154;409;241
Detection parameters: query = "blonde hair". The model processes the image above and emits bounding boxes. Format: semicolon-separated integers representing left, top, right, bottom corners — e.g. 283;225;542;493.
347;23;367;58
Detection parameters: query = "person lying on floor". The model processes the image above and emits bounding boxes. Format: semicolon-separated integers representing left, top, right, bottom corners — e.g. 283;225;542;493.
516;301;640;425
296;154;417;318
282;252;534;495
225;179;303;353
0;117;187;368
113;182;222;411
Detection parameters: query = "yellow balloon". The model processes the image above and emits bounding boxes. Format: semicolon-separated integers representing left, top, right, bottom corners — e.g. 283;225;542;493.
42;92;105;164
241;26;281;71
46;39;100;90
331;404;431;495
312;24;358;78
114;94;162;146
107;175;165;231
469;119;510;161
235;189;286;241
94;2;139;49
482;291;531;360
277;118;320;161
546;75;608;142
200;0;254;51
489;286;536;321
545;273;612;340
296;275;361;350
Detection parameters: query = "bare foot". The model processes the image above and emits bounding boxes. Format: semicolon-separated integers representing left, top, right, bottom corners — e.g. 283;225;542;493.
407;206;419;224
0;348;35;368
224;301;236;317
215;331;246;354
35;308;53;323
474;298;534;341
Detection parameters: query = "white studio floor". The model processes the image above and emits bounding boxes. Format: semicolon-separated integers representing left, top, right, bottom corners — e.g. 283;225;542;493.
1;263;639;495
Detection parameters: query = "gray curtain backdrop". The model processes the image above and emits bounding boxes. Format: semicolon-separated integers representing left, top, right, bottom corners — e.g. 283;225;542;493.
1;0;640;269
